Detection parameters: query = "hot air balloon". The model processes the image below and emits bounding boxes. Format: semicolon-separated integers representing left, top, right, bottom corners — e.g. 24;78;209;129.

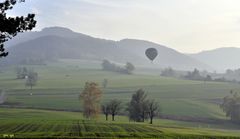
145;48;158;62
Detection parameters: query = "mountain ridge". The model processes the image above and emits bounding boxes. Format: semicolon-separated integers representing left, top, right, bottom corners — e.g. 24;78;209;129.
2;26;211;71
189;47;240;71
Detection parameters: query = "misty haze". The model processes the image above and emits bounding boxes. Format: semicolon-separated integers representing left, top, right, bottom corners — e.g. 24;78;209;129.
1;0;240;139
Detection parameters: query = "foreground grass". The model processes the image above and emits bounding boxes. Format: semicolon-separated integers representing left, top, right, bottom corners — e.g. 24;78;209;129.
0;108;240;138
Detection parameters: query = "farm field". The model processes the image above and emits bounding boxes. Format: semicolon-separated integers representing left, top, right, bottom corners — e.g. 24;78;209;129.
0;59;239;118
1;59;240;138
0;108;240;138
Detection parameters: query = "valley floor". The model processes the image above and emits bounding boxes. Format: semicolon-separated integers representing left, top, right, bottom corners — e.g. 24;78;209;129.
1;60;240;138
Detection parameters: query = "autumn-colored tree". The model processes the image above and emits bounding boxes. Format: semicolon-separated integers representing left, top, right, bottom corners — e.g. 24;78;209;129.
80;82;102;119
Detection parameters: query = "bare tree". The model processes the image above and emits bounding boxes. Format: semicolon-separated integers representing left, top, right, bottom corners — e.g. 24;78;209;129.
80;82;102;119
101;103;110;121
108;99;122;121
25;70;38;93
147;99;160;124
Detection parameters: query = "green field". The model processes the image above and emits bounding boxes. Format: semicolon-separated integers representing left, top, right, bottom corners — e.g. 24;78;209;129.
1;59;239;118
0;108;240;138
1;59;240;138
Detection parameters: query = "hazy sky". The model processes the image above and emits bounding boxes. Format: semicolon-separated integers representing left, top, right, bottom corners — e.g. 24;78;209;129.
5;0;240;53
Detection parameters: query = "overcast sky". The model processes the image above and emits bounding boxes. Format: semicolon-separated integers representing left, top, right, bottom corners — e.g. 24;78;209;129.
5;0;240;53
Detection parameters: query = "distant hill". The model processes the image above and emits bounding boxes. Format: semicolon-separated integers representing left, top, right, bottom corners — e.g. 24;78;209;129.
189;47;240;72
1;27;210;70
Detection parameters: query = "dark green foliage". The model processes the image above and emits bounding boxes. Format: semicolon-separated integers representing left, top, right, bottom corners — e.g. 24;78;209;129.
0;0;36;58
127;89;160;124
127;89;149;122
220;91;240;122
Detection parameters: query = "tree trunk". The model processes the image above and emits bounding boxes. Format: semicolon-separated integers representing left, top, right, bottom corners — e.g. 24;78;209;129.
142;112;145;122
105;114;108;121
150;116;153;124
112;114;115;121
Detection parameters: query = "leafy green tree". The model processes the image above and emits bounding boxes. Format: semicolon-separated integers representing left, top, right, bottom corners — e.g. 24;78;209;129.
0;0;37;58
220;91;240;122
127;89;149;122
80;82;102;119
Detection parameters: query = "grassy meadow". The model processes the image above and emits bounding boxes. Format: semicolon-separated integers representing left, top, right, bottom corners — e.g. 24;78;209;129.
1;59;240;138
0;108;240;138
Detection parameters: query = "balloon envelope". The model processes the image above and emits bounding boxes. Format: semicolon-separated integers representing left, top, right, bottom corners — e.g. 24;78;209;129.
145;48;158;61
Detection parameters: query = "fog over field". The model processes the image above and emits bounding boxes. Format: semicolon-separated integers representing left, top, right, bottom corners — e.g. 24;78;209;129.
1;0;240;139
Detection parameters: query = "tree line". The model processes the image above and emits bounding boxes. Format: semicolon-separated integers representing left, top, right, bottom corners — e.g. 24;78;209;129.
102;60;135;74
161;67;239;84
79;82;160;124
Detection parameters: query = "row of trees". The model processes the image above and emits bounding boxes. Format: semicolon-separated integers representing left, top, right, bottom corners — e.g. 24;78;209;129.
102;60;135;74
161;67;240;84
79;82;160;124
102;99;122;121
